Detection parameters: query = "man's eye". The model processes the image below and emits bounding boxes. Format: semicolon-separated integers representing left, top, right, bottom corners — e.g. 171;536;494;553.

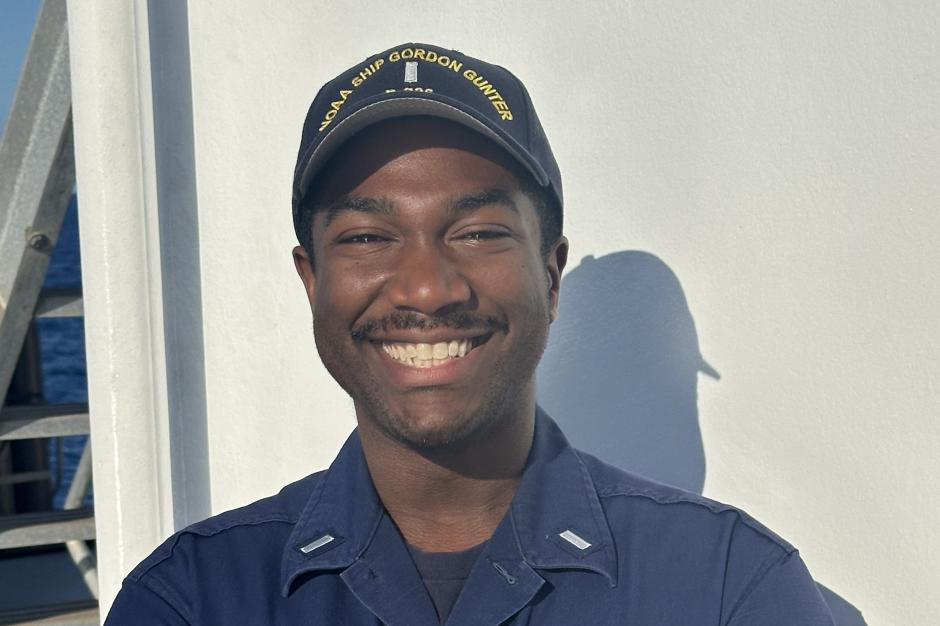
340;233;386;244
461;230;508;241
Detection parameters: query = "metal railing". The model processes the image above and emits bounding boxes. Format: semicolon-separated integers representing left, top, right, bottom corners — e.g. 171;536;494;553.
0;1;98;623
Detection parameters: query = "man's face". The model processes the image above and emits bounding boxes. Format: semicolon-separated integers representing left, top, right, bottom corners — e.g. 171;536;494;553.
293;118;567;450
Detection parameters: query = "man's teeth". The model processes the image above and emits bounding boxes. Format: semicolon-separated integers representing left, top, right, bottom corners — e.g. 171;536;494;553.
382;339;473;368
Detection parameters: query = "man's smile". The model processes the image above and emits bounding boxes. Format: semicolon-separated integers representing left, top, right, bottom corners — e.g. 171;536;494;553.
377;334;491;368
364;331;496;388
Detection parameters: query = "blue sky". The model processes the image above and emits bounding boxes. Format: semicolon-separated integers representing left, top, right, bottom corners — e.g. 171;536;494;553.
1;1;42;128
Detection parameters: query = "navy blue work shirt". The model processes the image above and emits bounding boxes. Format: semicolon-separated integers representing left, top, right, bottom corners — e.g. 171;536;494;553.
106;410;835;624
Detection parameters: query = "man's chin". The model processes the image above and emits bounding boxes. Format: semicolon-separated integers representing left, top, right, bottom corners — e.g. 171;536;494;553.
374;407;498;452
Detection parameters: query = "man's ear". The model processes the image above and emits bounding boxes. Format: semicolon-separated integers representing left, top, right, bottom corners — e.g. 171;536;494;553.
292;245;317;305
546;236;569;323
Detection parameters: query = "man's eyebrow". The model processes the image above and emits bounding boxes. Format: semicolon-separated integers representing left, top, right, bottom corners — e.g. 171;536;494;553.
450;188;518;214
320;196;392;229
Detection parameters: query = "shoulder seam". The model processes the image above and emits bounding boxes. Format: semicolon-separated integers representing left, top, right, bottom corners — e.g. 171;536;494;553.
596;489;793;551
132;515;295;580
190;512;297;537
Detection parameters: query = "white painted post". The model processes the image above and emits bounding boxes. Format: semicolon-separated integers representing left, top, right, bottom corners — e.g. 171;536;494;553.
67;0;213;614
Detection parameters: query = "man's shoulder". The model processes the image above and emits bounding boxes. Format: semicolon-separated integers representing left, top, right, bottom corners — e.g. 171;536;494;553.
127;469;326;584
538;446;833;624
575;448;795;556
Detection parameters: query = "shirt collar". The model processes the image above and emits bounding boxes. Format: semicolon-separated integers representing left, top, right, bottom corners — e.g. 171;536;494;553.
507;407;618;586
280;430;384;596
280;407;617;596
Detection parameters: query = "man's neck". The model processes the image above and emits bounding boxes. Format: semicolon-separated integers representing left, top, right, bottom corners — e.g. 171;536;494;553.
357;405;536;553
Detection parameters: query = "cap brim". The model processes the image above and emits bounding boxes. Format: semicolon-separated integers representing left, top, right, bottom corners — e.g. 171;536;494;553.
296;96;549;201
698;358;720;380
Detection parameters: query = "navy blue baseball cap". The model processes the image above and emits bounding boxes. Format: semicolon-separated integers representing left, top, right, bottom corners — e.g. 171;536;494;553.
292;42;563;243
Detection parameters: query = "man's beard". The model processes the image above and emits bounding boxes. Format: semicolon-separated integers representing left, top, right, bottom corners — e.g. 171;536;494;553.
351;358;536;451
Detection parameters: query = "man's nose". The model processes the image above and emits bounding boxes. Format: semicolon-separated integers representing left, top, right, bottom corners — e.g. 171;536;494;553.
384;242;473;315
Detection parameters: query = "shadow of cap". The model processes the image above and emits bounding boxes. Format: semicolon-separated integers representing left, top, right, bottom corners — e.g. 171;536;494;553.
570;253;719;381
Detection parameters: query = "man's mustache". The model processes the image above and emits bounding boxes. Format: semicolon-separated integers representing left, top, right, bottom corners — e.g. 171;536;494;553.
351;311;508;341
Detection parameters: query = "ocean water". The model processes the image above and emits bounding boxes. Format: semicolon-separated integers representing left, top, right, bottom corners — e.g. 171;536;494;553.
36;195;92;509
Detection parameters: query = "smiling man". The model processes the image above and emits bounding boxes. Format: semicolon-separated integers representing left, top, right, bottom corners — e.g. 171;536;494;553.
105;43;834;625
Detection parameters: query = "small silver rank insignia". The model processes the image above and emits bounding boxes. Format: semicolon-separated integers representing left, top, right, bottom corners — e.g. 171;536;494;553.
404;61;418;83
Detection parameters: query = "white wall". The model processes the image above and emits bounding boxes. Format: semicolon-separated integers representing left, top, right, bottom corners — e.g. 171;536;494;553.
70;1;939;623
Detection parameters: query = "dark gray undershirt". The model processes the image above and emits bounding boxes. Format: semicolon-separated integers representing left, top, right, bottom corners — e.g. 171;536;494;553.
407;542;486;624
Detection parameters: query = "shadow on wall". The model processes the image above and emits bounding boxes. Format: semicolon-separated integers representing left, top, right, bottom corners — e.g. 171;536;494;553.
537;251;715;494
536;251;866;626
819;585;868;626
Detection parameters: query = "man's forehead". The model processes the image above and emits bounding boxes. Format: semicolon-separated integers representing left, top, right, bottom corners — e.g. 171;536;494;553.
317;188;523;230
